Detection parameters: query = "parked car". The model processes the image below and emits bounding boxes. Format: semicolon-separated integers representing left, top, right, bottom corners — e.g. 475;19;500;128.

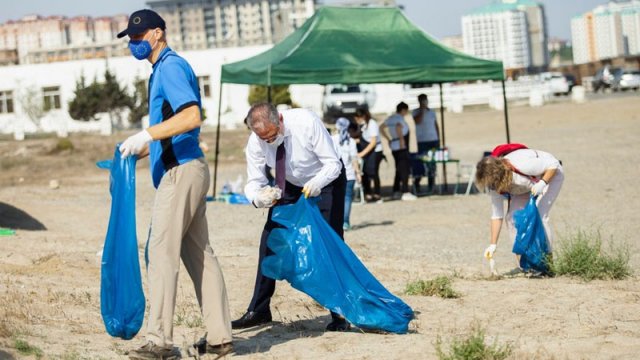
540;72;570;95
592;66;620;92
612;69;640;91
322;84;376;123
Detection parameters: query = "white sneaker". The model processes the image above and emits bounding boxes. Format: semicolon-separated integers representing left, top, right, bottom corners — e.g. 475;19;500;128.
401;192;417;201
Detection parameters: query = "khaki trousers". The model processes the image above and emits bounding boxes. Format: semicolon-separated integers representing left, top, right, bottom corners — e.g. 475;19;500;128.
146;158;232;347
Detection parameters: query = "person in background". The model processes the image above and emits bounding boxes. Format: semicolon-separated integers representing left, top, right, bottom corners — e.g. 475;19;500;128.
234;103;351;332
116;9;232;359
475;148;564;266
412;94;440;194
381;102;417;201
353;107;383;203
331;117;361;231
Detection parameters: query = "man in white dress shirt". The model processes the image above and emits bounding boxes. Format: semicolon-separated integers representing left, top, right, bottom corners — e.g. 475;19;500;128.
232;103;350;332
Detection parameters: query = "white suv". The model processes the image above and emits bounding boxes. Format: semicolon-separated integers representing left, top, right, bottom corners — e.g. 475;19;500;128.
322;84;376;123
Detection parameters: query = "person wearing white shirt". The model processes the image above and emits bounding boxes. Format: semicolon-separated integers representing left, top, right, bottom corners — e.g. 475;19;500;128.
354;107;383;202
331;117;361;231
412;94;440;193
475;148;564;263
381;102;417;201
233;103;350;332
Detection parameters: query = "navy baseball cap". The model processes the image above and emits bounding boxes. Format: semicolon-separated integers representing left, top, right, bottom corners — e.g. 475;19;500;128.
117;9;166;38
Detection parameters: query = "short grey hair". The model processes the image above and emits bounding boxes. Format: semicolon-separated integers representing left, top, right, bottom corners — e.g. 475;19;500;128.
246;103;279;130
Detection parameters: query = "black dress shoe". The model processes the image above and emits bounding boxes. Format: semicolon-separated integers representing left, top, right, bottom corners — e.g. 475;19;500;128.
325;318;351;332
231;311;272;329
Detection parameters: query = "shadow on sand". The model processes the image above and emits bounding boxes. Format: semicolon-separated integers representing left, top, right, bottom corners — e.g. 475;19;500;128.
232;315;338;355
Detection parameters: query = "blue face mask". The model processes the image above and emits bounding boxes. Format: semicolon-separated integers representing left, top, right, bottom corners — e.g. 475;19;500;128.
128;38;154;60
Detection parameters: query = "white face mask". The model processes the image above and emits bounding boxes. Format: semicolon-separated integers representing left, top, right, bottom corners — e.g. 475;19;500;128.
266;134;285;148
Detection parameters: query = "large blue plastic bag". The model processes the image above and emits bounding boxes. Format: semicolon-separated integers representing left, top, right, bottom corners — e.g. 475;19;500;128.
100;147;145;340
512;195;550;273
262;197;414;334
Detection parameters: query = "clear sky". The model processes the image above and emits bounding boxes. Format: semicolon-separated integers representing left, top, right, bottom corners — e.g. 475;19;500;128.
0;0;607;40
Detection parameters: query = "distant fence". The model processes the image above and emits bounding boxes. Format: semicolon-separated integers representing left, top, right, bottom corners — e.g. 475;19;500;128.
401;79;554;112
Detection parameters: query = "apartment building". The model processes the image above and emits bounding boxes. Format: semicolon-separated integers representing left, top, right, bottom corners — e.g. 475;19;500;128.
571;0;640;64
147;0;318;50
0;15;129;65
462;0;549;71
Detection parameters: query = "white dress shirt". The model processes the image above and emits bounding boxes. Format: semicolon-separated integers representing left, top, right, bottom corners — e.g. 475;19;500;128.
244;108;342;202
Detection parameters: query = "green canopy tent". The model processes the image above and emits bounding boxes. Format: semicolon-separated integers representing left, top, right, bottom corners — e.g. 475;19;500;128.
213;6;509;195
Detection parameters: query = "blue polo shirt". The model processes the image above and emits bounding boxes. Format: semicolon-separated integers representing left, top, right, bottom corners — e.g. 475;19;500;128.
148;47;203;188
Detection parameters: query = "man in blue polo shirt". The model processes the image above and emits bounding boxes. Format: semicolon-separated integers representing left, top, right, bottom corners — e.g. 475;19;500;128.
117;9;232;360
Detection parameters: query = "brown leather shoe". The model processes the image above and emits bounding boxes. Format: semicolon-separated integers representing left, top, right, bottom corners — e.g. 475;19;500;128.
128;341;180;360
193;337;233;359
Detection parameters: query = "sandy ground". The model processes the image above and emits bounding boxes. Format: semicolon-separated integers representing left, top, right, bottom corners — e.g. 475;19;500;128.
1;95;639;359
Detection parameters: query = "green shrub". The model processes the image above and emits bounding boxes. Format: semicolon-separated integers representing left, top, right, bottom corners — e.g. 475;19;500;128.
52;138;74;153
436;325;512;360
405;276;460;298
550;229;632;281
14;339;43;359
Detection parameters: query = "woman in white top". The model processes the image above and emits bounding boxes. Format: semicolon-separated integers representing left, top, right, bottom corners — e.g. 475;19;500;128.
331;118;361;230
475;148;564;261
354;107;383;202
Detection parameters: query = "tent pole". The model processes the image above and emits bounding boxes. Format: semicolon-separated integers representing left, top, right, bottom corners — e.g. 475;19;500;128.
439;83;448;193
212;81;223;198
501;79;511;143
267;64;272;103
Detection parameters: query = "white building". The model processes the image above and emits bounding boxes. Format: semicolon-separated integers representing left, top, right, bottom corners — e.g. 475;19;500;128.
571;0;640;64
0;46;273;136
147;0;318;50
621;8;640;54
462;0;549;71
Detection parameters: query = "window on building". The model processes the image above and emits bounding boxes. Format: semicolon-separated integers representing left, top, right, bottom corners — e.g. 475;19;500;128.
43;86;61;111
0;90;14;114
197;76;211;98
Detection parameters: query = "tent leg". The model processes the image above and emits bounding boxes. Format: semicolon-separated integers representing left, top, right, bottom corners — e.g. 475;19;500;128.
212;81;223;198
267;86;272;103
439;83;448;194
502;79;511;143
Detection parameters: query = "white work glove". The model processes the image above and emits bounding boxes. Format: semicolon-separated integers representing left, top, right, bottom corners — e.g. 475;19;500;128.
531;180;548;196
484;244;497;259
302;180;322;198
253;186;282;208
119;130;152;158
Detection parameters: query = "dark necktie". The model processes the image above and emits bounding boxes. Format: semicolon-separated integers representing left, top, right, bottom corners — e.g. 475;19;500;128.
275;143;286;193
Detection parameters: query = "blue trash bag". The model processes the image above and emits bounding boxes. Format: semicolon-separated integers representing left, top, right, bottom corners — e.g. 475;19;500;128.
512;195;551;274
228;193;250;205
262;197;414;334
100;147;145;340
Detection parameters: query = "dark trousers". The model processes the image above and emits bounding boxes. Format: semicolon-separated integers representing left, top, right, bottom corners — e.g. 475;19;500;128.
414;141;439;190
362;151;383;197
392;149;411;193
247;168;347;319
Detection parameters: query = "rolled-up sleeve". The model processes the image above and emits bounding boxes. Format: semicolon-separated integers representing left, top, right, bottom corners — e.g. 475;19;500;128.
244;136;268;202
309;114;341;188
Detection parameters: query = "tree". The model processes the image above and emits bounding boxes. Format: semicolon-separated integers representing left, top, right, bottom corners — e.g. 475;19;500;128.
68;69;132;122
68;74;104;121
128;77;148;124
248;85;292;106
17;84;44;128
